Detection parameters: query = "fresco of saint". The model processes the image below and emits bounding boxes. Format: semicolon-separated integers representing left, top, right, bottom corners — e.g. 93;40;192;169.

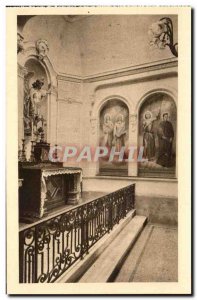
113;114;127;151
157;113;174;167
142;110;159;160
102;113;114;147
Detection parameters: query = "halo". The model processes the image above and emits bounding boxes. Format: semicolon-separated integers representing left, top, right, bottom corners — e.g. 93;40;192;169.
104;113;111;121
116;113;124;122
143;110;152;120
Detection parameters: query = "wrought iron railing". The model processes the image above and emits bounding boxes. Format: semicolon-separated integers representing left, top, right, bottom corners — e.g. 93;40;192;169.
19;184;135;283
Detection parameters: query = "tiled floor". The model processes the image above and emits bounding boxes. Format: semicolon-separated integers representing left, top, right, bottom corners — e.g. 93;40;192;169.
115;224;178;282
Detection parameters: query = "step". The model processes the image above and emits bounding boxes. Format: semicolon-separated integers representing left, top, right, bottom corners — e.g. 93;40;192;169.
56;209;136;283
79;215;147;283
114;224;153;282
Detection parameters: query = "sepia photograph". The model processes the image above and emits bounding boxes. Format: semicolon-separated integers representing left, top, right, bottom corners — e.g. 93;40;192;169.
6;6;191;295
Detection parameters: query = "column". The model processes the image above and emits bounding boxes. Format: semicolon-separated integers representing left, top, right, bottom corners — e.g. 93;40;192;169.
17;64;27;147
47;86;58;146
128;113;138;177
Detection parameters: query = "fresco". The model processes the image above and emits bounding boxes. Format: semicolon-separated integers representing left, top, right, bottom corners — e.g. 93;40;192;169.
138;93;177;178
99;99;129;175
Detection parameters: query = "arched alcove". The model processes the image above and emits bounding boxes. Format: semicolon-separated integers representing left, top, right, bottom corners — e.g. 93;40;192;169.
138;92;177;178
23;58;49;159
99;99;129;176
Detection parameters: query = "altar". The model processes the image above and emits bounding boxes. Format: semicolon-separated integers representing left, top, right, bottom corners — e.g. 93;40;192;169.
19;164;82;221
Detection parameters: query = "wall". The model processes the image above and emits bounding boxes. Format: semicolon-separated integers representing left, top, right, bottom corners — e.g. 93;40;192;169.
21;15;177;76
56;78;83;149
18;15;178;204
80;59;178;177
75;15;178;75
22;15;82;75
82;177;178;225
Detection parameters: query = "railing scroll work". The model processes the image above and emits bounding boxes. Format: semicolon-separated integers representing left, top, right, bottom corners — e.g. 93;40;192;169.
19;184;135;283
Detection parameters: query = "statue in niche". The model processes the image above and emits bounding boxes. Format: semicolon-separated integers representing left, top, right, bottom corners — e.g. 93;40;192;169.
24;72;34;137
157;112;174;167
24;73;47;140
30;78;47;115
102;113;114;147
142;110;160;160
113;114;127;151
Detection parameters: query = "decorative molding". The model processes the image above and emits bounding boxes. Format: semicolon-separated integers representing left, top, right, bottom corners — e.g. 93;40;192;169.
89;94;95;117
91;94;133;120
35;39;49;60
57;74;83;83
17;32;24;54
90;118;97;135
19;43;58;88
17;63;28;78
48;84;58;95
84;58;178;83
129;114;137;132
57;97;82;104
56;58;177;84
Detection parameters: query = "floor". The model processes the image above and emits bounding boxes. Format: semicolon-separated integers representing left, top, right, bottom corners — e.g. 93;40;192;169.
114;224;178;282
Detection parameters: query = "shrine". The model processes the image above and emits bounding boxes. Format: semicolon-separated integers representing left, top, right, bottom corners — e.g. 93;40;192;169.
15;13;180;286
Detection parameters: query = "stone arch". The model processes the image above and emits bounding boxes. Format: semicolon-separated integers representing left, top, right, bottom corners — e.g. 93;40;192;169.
91;94;132;120
97;96;130;176
135;88;177;114
137;90;177;178
18;42;57;88
18;43;58;156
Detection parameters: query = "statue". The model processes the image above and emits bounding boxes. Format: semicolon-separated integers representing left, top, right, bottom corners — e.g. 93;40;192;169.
24;73;48;141
30;78;47;116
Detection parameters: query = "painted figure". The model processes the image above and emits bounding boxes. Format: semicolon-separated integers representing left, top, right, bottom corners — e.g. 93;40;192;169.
142;110;158;160
157;113;174;167
102;113;114;147
113;114;127;151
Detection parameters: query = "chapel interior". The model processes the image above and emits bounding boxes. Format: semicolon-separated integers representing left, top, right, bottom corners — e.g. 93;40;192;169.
17;15;178;283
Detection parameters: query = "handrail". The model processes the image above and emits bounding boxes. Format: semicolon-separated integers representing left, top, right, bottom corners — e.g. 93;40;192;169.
19;184;135;283
19;184;132;232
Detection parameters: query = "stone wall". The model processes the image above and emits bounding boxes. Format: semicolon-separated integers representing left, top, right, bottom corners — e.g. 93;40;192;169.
17;15;178;203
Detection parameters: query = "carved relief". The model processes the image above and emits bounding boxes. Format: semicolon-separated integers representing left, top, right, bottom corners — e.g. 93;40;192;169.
129;114;137;132
48;84;58;95
90;118;97;135
17;32;24;54
36;39;49;60
18;64;28;78
89;94;95;117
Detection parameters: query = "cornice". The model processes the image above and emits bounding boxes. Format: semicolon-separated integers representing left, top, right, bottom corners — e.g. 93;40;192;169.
57;58;178;84
57;74;83;83
83;58;178;83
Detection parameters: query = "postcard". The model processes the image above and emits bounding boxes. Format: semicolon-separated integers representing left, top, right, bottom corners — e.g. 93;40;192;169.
6;6;191;295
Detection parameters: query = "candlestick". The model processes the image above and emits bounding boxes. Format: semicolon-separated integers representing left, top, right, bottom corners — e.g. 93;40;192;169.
20;139;27;162
29;140;35;162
